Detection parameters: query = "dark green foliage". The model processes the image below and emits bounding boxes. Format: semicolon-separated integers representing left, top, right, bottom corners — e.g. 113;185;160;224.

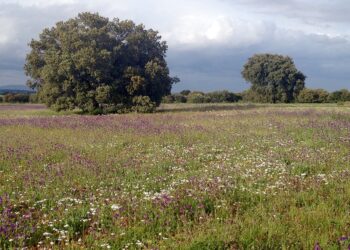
173;93;187;103
206;90;241;103
0;96;3;103
162;91;241;104
24;12;177;114
162;93;187;103
131;95;156;113
242;54;306;103
328;89;350;103
161;95;175;103
297;88;329;103
240;88;270;103
3;93;30;103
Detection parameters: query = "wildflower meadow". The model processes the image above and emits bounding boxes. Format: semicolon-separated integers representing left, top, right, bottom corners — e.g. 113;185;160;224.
1;103;350;249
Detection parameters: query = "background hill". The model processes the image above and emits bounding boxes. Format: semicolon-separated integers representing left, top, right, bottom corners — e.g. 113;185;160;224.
0;85;35;94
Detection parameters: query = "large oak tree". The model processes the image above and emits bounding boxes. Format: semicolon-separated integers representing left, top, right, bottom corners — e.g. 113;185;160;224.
25;12;178;113
242;54;306;103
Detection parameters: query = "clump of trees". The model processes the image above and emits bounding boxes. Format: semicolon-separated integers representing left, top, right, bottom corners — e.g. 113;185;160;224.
328;89;350;103
3;93;30;103
162;90;242;104
240;53;350;104
1;93;39;103
163;88;350;105
240;87;350;104
297;88;350;103
25;12;178;114
186;92;212;103
242;54;306;103
297;88;329;103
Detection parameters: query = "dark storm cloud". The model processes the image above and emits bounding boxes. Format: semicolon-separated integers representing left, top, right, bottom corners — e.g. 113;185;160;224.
234;0;350;24
0;0;349;91
0;3;84;85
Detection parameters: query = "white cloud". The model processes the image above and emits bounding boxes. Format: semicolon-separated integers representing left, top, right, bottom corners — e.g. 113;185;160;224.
0;17;16;45
164;15;275;49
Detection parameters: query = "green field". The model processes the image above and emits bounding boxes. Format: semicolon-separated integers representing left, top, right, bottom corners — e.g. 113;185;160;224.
1;103;350;249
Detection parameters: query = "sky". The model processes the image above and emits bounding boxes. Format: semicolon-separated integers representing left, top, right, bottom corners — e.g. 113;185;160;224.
0;0;349;92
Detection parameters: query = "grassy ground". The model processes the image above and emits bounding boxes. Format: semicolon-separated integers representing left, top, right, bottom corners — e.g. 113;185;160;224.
1;103;350;249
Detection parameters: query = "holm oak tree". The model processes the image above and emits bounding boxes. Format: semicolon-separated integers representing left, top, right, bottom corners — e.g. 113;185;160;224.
25;12;178;113
242;54;306;103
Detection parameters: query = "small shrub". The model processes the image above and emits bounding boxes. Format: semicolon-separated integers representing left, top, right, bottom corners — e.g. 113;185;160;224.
162;95;175;103
187;92;211;103
240;89;270;103
297;88;329;103
51;96;76;112
206;90;240;103
173;94;187;103
343;101;350;107
132;96;156;113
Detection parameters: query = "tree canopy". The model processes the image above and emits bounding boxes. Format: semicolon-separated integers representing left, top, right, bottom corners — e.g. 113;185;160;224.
242;54;306;103
25;12;178;114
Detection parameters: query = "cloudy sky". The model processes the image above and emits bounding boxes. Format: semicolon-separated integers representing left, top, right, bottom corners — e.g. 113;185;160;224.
0;0;349;92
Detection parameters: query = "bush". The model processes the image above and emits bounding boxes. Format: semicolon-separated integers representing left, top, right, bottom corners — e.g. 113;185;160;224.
297;88;329;103
3;93;30;103
337;101;350;107
328;89;350;103
161;95;175;103
173;94;187;103
0;96;3;103
240;89;271;103
206;90;241;103
131;96;156;113
187;92;211;103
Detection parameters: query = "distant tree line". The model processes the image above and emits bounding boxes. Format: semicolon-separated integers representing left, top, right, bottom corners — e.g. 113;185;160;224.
297;88;350;103
2;88;349;104
162;90;241;104
0;93;38;103
163;88;350;104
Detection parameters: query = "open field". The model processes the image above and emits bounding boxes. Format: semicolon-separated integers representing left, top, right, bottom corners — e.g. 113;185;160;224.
1;103;350;249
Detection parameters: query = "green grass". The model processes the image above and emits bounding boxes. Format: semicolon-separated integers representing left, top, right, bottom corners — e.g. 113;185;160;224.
1;103;350;249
